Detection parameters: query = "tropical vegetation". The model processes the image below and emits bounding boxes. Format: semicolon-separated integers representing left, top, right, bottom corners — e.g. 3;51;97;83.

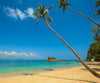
87;0;100;61
33;3;100;78
87;25;100;61
94;0;100;16
48;56;56;60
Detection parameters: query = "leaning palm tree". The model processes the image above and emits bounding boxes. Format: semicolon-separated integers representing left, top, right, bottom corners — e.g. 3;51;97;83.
57;0;100;27
33;4;100;78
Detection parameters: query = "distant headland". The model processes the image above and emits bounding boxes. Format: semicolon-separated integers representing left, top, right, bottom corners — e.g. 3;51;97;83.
45;56;66;62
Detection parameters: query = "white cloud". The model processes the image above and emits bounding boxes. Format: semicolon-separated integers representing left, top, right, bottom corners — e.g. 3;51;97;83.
3;7;35;20
30;53;35;56
25;8;34;18
17;9;26;20
0;51;3;54
4;7;17;19
0;51;36;57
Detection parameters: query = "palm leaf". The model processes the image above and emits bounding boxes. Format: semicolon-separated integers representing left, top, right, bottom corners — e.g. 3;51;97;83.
43;4;45;11
95;1;100;9
46;17;52;23
57;0;71;11
35;8;41;11
33;12;39;16
57;4;63;9
34;4;52;25
65;0;68;2
94;9;100;16
36;14;42;18
48;5;53;10
58;2;61;4
66;3;71;7
36;18;41;25
43;9;49;15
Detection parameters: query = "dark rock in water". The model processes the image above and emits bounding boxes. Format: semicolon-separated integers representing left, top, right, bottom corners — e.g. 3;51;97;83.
22;73;33;75
43;69;53;71
62;63;69;65
75;60;80;62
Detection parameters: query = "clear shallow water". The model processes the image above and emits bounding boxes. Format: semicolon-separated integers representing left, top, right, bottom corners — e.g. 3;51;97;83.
0;60;82;75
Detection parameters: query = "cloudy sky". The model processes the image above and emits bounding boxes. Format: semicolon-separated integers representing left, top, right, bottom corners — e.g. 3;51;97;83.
0;0;97;60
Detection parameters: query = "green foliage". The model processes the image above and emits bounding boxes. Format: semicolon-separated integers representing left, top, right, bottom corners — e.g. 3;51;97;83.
57;0;71;12
95;0;100;9
94;54;100;61
48;56;56;60
46;17;52;24
91;25;100;42
86;54;93;60
87;42;100;61
94;0;100;16
48;57;51;60
33;4;53;25
87;25;100;61
94;9;100;16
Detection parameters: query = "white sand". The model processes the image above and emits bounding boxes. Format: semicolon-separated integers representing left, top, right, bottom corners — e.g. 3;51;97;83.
0;62;100;83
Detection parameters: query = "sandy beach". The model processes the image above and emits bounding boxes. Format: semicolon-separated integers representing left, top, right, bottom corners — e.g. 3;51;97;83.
0;62;100;83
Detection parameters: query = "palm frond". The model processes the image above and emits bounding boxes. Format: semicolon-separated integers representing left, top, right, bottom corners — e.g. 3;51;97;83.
95;0;100;9
43;4;45;11
57;0;71;12
58;2;61;4
36;14;42;18
60;0;64;1
35;8;41;11
36;18;41;26
66;3;71;7
94;9;100;16
65;0;68;2
34;4;52;25
48;5;53;10
57;4;63;9
33;12;39;16
43;9;49;15
46;17;52;23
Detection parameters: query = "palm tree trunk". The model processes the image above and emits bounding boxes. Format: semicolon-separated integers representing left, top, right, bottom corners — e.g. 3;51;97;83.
67;7;100;27
43;18;100;78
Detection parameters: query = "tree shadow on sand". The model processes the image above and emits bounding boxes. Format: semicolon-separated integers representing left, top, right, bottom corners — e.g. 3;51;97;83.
21;69;54;76
88;63;100;66
22;73;97;83
81;67;100;72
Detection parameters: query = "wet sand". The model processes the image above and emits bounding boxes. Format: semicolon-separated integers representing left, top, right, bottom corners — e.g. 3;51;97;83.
0;62;100;83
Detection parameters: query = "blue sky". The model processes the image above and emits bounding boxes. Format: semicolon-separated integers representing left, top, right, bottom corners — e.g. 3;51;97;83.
0;0;97;60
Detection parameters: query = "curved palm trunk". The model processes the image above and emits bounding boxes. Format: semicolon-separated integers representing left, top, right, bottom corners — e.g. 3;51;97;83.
67;7;100;27
43;18;100;78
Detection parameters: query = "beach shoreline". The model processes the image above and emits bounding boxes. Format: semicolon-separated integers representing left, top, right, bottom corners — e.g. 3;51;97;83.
0;64;82;78
0;62;100;83
0;60;83;77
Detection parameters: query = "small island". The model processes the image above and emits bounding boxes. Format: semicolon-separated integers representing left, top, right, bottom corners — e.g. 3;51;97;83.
45;56;66;62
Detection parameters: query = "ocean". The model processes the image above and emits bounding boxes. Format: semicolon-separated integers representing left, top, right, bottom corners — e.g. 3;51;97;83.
0;60;82;75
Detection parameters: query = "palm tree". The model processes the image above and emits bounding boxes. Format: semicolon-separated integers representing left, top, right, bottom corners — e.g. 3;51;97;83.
57;0;100;27
94;0;100;16
95;0;100;9
33;4;100;78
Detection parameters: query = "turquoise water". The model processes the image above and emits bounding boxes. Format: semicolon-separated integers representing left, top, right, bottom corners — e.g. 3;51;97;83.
0;60;82;75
